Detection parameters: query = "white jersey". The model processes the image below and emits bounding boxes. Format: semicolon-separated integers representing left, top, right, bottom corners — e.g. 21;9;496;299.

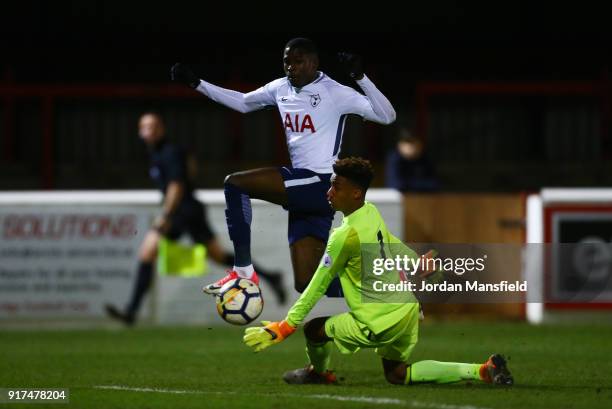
196;71;396;174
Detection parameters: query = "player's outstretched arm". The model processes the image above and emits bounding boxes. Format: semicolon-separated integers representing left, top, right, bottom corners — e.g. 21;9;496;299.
170;63;274;114
243;225;354;353
243;229;351;352
242;263;333;353
337;52;396;125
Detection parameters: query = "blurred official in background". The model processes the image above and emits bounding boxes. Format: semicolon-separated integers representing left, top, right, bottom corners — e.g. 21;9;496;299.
105;112;286;325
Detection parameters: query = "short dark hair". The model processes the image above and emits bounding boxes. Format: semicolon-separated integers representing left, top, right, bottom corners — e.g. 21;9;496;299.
333;157;374;192
285;37;318;56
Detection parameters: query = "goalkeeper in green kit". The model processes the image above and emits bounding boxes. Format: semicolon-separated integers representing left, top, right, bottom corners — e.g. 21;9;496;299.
243;157;513;386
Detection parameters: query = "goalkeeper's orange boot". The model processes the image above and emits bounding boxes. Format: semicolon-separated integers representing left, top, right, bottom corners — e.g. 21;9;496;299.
282;365;338;385
203;270;259;295
480;354;514;385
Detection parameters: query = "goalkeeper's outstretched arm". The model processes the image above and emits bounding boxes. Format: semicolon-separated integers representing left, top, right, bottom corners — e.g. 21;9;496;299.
243;228;352;352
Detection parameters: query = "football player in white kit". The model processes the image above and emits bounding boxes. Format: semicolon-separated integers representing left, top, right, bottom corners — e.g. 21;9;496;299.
171;38;396;296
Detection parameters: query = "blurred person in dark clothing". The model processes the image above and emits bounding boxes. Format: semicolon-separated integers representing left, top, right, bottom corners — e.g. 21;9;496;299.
385;129;439;192
105;112;286;326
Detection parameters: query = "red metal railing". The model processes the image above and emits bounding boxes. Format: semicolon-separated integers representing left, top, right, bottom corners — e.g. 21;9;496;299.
0;80;265;188
4;76;612;188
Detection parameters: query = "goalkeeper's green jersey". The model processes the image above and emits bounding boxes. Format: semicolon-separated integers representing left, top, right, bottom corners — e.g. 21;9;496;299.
285;201;418;334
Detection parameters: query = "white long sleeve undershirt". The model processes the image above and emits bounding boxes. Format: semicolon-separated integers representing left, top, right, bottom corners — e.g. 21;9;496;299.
195;80;270;113
355;75;396;124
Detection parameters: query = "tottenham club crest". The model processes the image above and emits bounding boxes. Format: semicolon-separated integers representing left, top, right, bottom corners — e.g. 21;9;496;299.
310;94;321;108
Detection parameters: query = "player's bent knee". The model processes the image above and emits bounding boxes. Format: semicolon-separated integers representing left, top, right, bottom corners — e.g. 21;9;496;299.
139;245;157;263
139;251;156;263
224;173;236;186
303;320;319;340
303;317;329;342
224;172;252;191
138;234;159;262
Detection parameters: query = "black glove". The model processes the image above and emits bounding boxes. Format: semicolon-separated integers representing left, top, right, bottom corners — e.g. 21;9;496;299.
337;52;364;80
171;63;200;89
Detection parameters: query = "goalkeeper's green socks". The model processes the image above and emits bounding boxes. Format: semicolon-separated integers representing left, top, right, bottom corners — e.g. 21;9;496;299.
406;360;482;384
306;340;333;373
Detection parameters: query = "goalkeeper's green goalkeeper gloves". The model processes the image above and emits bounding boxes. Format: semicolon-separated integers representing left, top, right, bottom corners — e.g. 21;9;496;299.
243;320;296;352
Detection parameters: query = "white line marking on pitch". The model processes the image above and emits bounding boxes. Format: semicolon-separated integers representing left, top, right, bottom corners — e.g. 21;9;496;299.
95;385;228;395
94;385;492;409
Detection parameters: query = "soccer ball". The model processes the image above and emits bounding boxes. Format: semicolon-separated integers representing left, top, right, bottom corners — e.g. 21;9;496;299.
215;278;263;325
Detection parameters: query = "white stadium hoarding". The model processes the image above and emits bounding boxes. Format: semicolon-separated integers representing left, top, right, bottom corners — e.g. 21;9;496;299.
525;188;612;324
0;205;152;321
0;189;402;327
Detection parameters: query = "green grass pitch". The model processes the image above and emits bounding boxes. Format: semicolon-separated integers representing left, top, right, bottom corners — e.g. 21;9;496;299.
1;322;611;409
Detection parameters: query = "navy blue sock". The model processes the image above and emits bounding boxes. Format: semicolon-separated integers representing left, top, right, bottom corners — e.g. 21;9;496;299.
224;181;252;266
126;262;154;317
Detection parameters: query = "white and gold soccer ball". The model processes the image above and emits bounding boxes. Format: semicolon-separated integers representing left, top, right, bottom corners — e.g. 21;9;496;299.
215;278;263;325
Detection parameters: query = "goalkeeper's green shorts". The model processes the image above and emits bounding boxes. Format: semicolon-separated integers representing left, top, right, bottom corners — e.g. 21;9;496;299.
324;306;419;363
